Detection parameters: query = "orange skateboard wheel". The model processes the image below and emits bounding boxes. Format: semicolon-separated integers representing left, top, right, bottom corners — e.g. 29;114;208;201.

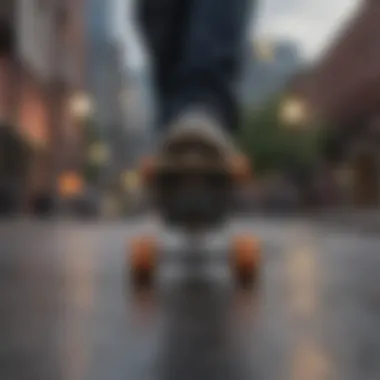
230;235;261;285
129;235;158;285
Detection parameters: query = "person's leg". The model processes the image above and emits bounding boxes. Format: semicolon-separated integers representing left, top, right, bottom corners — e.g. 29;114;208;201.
136;0;192;128
166;0;253;133
136;0;253;225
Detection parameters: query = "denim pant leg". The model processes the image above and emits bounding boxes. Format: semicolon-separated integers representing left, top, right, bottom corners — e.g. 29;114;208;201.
168;0;254;132
137;0;192;129
137;0;254;132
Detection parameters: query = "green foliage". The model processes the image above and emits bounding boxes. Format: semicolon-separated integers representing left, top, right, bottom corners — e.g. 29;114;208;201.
83;118;101;145
83;162;101;183
82;119;103;183
240;95;326;176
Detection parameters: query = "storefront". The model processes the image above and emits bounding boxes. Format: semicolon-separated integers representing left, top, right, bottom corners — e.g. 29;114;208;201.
16;68;50;206
0;19;28;213
347;130;380;207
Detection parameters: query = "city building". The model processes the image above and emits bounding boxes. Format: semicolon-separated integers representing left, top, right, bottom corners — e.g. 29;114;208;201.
57;0;88;173
13;0;86;210
292;0;380;126
0;0;23;213
85;0;125;133
240;38;301;107
0;0;58;209
289;0;380;207
0;0;16;123
85;0;128;177
122;66;154;166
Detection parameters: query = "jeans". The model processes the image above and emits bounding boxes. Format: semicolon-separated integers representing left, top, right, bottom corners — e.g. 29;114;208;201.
137;0;253;131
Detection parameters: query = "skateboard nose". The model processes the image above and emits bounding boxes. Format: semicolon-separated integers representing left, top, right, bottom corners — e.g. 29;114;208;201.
229;156;251;182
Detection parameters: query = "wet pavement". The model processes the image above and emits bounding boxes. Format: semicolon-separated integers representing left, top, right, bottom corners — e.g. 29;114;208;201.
0;216;380;380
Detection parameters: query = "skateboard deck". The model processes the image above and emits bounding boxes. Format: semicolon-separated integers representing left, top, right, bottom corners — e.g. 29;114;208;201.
140;149;251;228
127;148;261;288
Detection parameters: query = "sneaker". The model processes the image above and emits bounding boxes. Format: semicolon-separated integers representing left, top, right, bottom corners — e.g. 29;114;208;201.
151;109;239;225
156;108;238;169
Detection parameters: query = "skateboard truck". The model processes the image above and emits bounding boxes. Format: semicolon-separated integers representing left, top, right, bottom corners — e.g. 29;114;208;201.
128;154;260;288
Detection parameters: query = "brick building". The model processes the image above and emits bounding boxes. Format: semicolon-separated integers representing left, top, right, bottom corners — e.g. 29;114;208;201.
0;0;87;211
0;0;17;122
290;0;380;207
58;0;87;172
0;0;27;212
295;0;380;126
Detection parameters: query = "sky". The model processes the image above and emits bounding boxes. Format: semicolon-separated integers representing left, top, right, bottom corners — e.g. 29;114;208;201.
113;0;360;70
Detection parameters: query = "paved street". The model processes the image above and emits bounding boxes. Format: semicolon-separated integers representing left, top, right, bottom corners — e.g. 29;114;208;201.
0;216;380;380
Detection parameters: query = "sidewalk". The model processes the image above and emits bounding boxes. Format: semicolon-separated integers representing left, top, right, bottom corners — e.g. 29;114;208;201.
315;208;380;233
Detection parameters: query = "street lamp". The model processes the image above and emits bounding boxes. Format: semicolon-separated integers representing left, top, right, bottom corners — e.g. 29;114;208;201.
68;92;93;121
120;170;140;191
280;97;309;128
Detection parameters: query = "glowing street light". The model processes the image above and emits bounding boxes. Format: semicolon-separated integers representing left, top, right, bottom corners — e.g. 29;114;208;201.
121;170;140;191
280;97;309;128
68;93;93;121
58;171;84;198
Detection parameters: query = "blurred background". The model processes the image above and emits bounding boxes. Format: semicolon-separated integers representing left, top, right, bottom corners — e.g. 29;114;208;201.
1;2;380;380
0;0;378;219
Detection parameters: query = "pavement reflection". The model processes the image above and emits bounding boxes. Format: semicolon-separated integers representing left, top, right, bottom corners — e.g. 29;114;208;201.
60;246;97;380
1;218;380;380
133;280;259;380
287;240;332;380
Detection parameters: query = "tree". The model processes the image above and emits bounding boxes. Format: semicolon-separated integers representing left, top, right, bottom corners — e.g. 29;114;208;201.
81;118;104;184
239;94;325;177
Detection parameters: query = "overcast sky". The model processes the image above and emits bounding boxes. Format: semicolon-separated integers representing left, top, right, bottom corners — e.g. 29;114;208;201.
113;0;360;69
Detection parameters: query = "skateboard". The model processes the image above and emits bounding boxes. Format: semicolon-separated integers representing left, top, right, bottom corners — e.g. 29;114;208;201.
128;147;261;288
